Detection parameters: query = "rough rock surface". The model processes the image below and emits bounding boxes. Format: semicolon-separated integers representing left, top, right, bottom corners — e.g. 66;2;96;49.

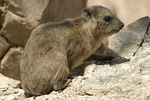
49;0;87;22
0;16;150;99
4;0;87;27
107;16;150;59
0;47;23;80
0;11;33;46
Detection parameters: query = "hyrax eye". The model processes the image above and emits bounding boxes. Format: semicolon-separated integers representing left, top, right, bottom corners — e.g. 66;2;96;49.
104;16;112;22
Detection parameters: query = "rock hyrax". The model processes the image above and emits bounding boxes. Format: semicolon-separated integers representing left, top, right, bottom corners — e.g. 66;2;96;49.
20;6;124;96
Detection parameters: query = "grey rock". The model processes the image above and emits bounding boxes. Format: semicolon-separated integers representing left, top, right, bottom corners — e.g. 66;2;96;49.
79;16;150;100
107;16;150;59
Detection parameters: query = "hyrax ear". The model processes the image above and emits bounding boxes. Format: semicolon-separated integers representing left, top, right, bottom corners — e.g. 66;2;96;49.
82;8;93;20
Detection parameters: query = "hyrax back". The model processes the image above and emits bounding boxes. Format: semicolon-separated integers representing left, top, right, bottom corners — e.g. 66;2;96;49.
20;6;124;96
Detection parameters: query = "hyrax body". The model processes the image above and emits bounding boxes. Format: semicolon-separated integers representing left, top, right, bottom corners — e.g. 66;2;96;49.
20;6;124;95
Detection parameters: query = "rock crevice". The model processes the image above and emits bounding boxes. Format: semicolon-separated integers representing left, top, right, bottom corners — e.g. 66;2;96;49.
133;21;150;56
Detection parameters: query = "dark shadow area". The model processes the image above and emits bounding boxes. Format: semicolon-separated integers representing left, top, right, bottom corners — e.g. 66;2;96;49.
70;48;130;77
105;48;130;66
0;26;2;30
0;7;4;31
70;62;91;78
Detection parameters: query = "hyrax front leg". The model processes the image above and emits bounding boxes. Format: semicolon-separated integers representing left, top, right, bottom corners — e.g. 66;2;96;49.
85;54;114;62
95;37;109;55
92;37;114;62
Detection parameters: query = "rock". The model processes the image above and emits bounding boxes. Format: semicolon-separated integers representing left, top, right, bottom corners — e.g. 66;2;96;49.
0;35;9;59
4;0;49;26
130;22;150;75
0;74;20;88
1;0;87;46
107;16;150;59
0;11;33;46
1;47;23;80
5;0;87;24
4;0;23;17
79;16;150;99
48;0;87;22
0;73;22;100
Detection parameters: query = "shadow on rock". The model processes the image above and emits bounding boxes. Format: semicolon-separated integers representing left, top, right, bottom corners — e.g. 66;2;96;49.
70;48;130;77
70;63;91;77
105;48;130;66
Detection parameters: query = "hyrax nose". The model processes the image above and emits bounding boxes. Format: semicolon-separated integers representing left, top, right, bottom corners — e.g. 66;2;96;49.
119;23;124;29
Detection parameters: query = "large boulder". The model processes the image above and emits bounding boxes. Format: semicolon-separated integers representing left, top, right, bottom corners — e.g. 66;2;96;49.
0;11;33;46
4;0;51;26
0;47;23;80
4;0;87;25
107;16;150;59
48;0;87;22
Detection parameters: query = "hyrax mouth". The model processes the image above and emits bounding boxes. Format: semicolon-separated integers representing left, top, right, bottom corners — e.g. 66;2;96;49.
112;24;124;33
112;22;124;33
112;28;121;32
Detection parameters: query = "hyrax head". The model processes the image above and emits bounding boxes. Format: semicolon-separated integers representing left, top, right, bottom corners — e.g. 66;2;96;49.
82;6;124;36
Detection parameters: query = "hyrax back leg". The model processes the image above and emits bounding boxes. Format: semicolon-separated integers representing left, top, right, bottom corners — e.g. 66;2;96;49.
52;51;70;91
21;49;70;95
85;54;114;62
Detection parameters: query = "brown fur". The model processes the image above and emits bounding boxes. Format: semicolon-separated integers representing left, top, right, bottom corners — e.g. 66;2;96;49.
20;6;124;96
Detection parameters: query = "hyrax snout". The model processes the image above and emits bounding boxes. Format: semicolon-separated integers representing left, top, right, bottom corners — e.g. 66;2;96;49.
20;6;124;96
